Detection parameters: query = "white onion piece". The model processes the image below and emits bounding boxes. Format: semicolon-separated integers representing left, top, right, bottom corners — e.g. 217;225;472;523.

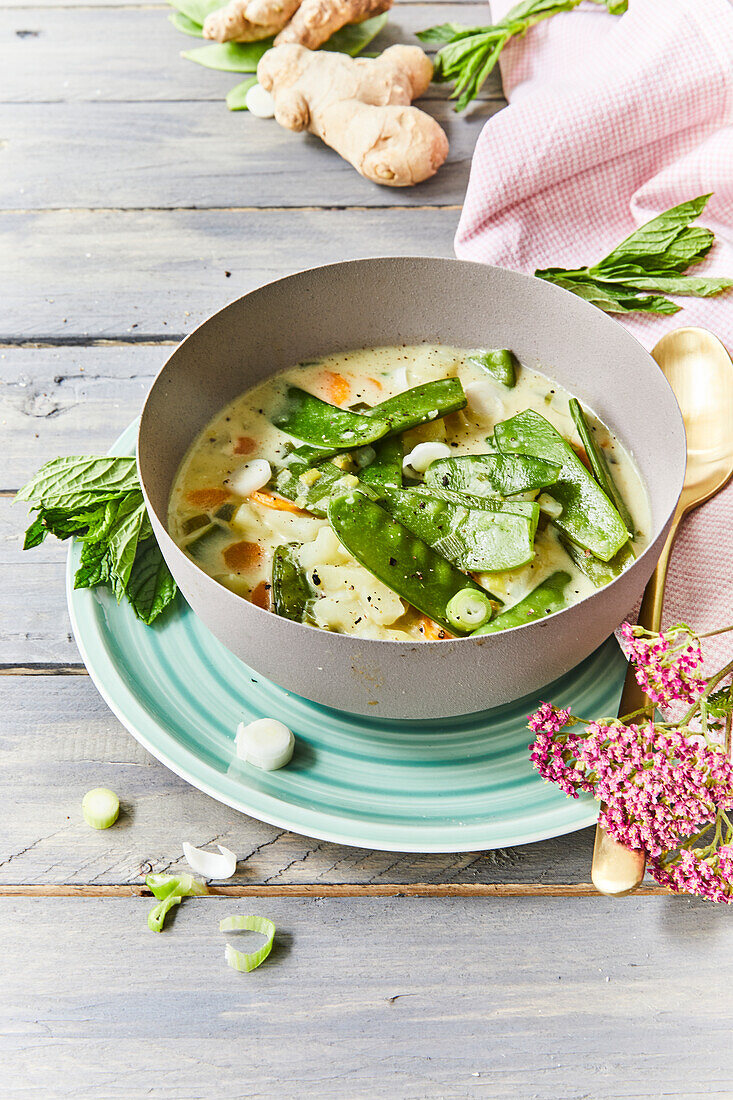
403;441;452;476
226;459;271;497
182;841;238;880
465;381;505;423
236;718;294;771
537;492;563;518
246;83;276;118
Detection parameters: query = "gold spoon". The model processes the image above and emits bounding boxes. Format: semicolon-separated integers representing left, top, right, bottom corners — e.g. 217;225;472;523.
591;327;733;897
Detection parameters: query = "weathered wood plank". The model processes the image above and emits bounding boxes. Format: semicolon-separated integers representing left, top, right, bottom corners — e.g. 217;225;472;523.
0;346;162;486
0;673;603;884
1;896;731;1099
1;208;461;339
1;98;495;210
1;5;503;103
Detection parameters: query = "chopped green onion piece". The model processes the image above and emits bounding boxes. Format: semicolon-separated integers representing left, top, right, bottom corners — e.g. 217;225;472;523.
81;787;120;829
146;872;208;900
148;893;182;933
220;914;276;972
446;588;493;631
145;872;208;932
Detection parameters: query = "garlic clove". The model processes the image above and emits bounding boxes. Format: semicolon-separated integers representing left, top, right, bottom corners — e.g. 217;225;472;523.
226;459;271;497
402;441;452;476
246;83;276;118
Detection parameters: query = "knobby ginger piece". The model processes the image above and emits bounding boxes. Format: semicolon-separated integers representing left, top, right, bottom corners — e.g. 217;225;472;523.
275;0;392;50
203;0;301;43
258;44;448;186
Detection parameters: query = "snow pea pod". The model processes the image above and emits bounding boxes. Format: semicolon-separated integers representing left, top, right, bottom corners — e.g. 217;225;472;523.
327;491;489;635
568;398;635;538
360;435;403;489
425;453;560;498
468;349;519;388
272;544;311;622
381;487;538;573
560;534;635;588
472;571;571;635
494;410;627;562
273;387;391;449
275;460;356;516
360;378;467;433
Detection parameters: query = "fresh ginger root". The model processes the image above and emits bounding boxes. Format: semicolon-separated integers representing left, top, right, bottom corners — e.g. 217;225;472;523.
274;0;392;50
203;0;301;43
257;44;449;186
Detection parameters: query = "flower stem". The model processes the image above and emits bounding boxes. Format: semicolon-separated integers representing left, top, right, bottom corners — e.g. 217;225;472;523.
680;656;733;726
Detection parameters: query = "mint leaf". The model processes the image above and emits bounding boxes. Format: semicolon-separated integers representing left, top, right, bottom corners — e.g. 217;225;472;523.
128;539;177;624
75;539;111;589
536;195;731;315
23;515;48;549
16;456;139;509
105;493;148;600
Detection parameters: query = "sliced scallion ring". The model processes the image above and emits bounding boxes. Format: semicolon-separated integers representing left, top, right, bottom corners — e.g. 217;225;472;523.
148;893;182;933
220;914;276;972
446;588;493;632
82;787;120;829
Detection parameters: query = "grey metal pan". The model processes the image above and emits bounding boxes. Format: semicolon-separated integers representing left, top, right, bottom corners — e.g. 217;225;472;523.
138;258;686;719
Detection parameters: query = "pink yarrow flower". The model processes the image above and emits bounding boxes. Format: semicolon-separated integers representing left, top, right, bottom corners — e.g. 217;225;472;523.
619;621;706;708
649;843;733;904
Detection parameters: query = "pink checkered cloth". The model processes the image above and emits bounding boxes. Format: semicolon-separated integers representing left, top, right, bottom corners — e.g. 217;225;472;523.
455;0;733;674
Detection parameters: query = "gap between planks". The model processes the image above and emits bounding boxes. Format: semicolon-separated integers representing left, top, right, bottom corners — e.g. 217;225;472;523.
0;883;669;898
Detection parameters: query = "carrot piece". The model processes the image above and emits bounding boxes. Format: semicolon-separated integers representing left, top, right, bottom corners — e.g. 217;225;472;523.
419;615;454;640
368;377;383;390
323;371;351;406
222;541;263;572
251;579;272;611
250;489;311;516
186;488;231;509
233;436;257;455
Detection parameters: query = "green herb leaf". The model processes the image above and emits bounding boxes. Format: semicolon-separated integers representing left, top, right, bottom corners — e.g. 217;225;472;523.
226;76;258;111
535;195;731;315
16;456;139;509
105;493;148;600
706;684;733;720
419;0;620;110
74;539;111;590
127;538;178;624
23;515;48;549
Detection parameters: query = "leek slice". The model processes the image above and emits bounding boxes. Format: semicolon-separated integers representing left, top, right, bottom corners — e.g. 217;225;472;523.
82;787;120;829
220;914;276;972
145;872;208;932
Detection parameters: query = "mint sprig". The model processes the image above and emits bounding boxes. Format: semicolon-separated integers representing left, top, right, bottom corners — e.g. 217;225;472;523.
16;456;177;625
418;0;626;112
536;195;733;315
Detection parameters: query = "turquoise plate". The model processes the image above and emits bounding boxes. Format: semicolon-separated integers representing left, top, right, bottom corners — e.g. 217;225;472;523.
66;422;622;853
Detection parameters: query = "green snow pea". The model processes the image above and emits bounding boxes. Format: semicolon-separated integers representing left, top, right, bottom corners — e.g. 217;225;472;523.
568;398;635;538
381;488;538;573
425;453;560;498
560;534;635;588
472;571;571;635
272;544;311;622
273;387;391;449
360;378;467;433
414;484;539;523
494;410;627;562
274;461;357;517
327;491;489;635
468;349;519;388
360;435;403;490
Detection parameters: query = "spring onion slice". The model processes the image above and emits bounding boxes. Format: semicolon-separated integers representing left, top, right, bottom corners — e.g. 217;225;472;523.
446;588;493;631
182;841;237;880
220;914;276;972
82;787;120;829
145;872;208;931
148;893;182;932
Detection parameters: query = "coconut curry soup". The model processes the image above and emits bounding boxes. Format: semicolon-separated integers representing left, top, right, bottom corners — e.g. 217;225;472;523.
168;345;650;640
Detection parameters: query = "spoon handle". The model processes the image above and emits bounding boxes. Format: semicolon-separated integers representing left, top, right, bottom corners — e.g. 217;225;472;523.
590;507;683;896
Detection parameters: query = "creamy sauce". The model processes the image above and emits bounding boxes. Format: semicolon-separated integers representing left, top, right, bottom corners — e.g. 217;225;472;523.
169;345;650;640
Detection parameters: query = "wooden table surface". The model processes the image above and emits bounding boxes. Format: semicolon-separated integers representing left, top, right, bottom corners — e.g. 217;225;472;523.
2;2;732;1096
